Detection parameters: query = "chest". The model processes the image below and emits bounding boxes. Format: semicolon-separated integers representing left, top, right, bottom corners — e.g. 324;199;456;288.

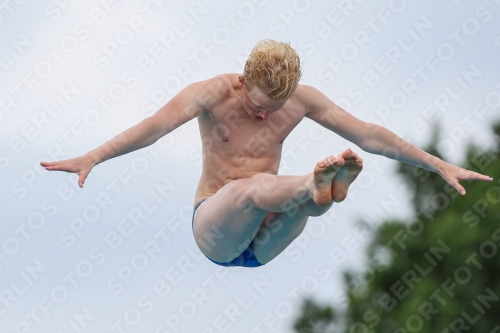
198;105;303;156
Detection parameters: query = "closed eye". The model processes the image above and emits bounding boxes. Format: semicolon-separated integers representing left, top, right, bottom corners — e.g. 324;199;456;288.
251;99;264;109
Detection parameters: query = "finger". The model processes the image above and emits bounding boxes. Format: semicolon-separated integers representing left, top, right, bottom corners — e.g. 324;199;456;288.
462;171;493;181
452;181;466;195
43;163;61;168
78;171;88;188
40;160;70;166
44;164;68;171
40;161;59;167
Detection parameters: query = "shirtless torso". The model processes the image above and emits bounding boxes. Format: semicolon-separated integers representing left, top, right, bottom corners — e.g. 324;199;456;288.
194;73;306;208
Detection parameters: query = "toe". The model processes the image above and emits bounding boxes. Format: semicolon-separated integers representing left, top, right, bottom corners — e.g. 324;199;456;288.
342;149;353;160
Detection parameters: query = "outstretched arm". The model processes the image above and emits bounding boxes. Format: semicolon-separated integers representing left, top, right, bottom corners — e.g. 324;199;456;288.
41;76;226;187
301;85;493;195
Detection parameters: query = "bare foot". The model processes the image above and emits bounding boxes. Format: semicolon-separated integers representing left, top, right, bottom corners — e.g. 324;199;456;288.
312;155;345;206
331;149;363;202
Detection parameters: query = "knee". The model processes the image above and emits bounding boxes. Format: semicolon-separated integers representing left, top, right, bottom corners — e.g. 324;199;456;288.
236;173;276;206
249;173;278;189
230;177;259;208
244;173;276;203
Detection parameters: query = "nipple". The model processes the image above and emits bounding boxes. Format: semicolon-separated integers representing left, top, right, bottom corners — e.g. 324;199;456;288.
222;137;229;142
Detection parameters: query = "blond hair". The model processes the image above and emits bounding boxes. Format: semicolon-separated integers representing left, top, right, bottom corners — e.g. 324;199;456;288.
243;40;302;100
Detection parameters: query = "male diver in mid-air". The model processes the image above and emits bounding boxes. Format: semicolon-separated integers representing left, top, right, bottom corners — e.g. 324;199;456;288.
41;40;493;268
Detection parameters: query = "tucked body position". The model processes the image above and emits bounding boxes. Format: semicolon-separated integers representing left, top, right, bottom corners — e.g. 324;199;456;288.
41;40;492;268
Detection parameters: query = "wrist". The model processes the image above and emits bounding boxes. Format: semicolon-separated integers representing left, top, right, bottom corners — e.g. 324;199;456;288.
432;157;446;175
85;151;101;167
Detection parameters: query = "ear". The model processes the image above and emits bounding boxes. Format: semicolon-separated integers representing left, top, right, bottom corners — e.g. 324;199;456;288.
239;76;244;85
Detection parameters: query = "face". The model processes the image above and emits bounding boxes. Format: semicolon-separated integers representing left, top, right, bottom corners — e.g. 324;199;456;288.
240;79;287;121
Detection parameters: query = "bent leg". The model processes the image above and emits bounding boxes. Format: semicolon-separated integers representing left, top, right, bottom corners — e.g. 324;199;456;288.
194;153;343;263
193;172;319;263
193;150;362;265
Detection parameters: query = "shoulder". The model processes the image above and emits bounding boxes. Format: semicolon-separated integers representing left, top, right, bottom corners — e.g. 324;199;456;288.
293;85;325;103
290;84;329;114
190;74;232;96
194;74;234;106
185;74;234;109
201;74;234;91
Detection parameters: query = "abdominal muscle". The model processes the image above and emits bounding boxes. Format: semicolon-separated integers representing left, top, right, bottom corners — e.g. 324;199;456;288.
193;149;282;208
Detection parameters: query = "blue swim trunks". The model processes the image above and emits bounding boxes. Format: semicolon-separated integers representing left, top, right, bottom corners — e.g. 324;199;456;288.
192;199;263;268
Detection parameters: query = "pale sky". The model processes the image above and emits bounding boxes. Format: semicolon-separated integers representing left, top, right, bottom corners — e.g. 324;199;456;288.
0;1;499;332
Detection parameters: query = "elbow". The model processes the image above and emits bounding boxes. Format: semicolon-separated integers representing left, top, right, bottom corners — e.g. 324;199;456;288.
142;117;161;146
358;123;383;153
358;140;373;153
357;138;379;155
357;134;374;153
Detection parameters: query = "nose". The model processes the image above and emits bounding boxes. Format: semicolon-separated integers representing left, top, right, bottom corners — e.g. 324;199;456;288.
258;111;269;120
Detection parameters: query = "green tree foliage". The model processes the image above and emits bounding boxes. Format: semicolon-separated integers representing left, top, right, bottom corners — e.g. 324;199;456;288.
293;122;500;333
293;299;339;333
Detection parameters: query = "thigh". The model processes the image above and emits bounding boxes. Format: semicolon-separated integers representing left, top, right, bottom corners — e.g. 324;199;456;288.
193;178;269;263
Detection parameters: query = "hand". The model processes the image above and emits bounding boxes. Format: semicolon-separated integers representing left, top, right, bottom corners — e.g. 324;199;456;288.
439;162;493;195
40;154;96;188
